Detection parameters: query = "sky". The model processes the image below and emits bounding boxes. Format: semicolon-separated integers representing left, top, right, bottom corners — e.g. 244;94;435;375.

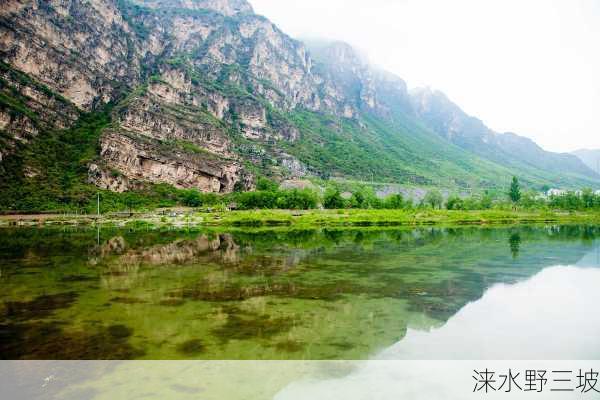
249;0;600;153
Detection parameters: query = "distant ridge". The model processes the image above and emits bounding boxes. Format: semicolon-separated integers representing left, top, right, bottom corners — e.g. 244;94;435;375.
573;149;600;175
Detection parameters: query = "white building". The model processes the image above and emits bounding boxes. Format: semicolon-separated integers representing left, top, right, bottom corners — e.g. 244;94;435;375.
547;188;566;197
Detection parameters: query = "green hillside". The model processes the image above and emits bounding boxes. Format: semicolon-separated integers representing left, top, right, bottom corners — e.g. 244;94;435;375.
1;59;600;214
1;0;599;213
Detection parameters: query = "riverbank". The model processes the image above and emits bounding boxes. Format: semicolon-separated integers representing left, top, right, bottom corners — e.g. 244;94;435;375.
2;209;600;228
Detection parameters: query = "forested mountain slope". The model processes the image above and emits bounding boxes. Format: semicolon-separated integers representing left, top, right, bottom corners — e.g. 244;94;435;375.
409;88;597;184
0;0;597;210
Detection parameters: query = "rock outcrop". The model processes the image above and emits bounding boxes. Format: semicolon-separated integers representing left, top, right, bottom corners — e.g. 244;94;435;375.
94;131;252;192
1;0;142;110
132;0;254;16
0;61;81;163
0;0;413;193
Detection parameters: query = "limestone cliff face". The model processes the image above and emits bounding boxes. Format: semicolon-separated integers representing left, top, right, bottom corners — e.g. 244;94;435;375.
133;0;253;16
306;41;412;119
1;0;383;193
118;88;233;157
91;131;251;192
0;0;142;110
0;61;80;161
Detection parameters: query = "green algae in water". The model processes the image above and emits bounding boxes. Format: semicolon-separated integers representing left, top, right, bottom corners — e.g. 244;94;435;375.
1;225;600;360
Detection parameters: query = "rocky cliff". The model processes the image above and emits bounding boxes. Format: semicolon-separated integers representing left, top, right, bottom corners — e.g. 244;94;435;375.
1;0;376;192
0;60;81;162
134;0;253;16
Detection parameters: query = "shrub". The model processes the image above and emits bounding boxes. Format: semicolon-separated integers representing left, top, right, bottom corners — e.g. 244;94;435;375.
323;188;345;209
446;196;464;210
276;189;318;210
479;193;493;209
256;177;279;192
382;194;409;210
180;189;220;207
235;191;278;209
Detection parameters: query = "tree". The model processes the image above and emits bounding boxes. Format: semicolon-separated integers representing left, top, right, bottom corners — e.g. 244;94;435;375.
276;189;318;210
350;191;365;208
424;189;443;209
446;195;464;210
384;194;406;209
236;191;278;209
518;191;541;209
256;177;279;192
582;188;595;209
509;176;521;204
479;193;493;209
323;188;345;209
350;187;382;209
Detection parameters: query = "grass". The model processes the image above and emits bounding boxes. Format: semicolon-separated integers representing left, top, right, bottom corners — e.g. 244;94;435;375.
282;109;543;189
3;209;600;229
200;209;600;227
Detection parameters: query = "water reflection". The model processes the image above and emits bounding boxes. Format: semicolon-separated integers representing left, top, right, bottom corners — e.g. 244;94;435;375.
0;225;599;360
275;261;600;400
509;232;521;258
379;263;600;360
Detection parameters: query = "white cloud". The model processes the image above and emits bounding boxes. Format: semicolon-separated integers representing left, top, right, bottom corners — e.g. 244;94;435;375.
249;0;600;152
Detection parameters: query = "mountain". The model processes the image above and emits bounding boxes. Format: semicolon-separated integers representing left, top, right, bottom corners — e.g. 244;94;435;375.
409;88;599;185
135;0;253;15
0;0;598;210
572;149;600;174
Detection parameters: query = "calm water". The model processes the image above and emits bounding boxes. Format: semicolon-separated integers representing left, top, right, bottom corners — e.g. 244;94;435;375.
1;225;600;361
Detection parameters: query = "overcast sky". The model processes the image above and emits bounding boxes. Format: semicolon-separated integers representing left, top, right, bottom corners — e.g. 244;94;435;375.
249;0;600;153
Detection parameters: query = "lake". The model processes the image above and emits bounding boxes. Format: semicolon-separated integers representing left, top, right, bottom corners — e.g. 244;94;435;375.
1;225;600;361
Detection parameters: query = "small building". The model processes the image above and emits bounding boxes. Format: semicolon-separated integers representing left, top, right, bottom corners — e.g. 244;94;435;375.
547;188;566;197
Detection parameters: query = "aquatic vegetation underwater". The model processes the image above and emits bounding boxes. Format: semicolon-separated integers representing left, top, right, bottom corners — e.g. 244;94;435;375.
1;225;599;360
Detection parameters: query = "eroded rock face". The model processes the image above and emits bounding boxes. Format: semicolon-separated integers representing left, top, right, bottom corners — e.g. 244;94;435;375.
96;132;251;193
132;0;253;16
88;163;133;193
0;0;142;110
0;0;416;193
306;41;412;119
117;90;234;157
279;154;309;178
0;62;81;160
117;233;239;266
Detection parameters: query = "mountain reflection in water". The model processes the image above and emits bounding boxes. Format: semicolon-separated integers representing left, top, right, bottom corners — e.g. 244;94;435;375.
275;262;600;400
0;225;599;360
